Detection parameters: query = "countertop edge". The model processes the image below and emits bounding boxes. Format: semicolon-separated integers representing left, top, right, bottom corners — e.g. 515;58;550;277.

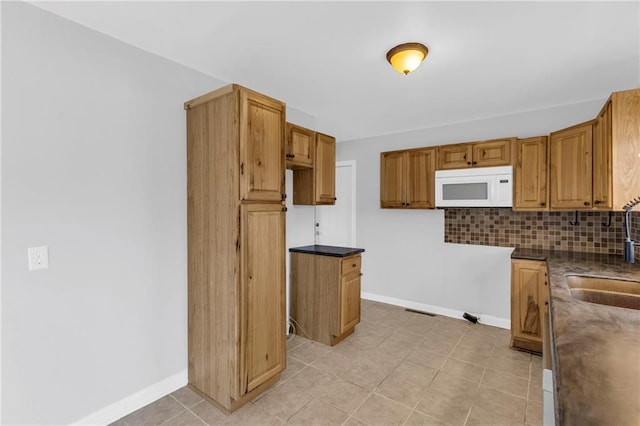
289;245;365;258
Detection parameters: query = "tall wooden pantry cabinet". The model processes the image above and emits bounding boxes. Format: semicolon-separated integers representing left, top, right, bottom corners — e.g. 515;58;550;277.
184;85;286;412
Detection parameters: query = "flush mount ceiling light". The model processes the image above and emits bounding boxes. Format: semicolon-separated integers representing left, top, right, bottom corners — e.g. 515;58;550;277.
386;42;429;75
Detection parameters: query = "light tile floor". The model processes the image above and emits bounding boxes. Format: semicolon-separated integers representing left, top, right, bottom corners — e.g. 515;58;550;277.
112;300;543;426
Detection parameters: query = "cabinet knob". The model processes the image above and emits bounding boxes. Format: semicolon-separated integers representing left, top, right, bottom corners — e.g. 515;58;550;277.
352;263;357;267
282;207;288;212
472;161;477;165
334;197;337;201
467;162;471;165
281;193;287;200
584;201;591;206
594;200;601;205
406;203;411;206
540;202;546;206
360;273;363;276
545;301;549;306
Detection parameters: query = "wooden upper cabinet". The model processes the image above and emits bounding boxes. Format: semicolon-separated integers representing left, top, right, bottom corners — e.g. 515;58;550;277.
286;123;313;169
380;148;436;209
315;133;336;204
406;149;436;208
437;138;513;169
438;144;473;169
292;131;336;205
473;138;513;167
239;89;285;203
549;121;593;210
511;259;548;354
380;151;405;208
514;136;548;211
595;89;640;211
592;101;612;209
241;203;286;393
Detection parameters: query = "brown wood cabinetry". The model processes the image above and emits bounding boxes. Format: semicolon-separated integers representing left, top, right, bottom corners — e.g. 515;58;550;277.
380;147;436;209
511;259;548;354
513;136;548;211
290;253;362;346
549;89;640;211
549;121;593;210
592;89;640;210
286;123;313;169
437;143;472;169
184;85;286;412
292;131;336;205
437;138;514;169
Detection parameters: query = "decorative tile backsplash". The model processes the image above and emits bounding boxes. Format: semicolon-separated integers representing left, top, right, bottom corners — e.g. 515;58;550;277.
444;209;640;260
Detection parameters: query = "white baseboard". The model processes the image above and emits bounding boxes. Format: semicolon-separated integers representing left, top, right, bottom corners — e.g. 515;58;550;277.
72;369;188;426
361;292;510;330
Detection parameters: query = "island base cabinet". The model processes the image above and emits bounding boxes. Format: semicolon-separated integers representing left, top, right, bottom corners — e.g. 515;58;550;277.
290;253;362;346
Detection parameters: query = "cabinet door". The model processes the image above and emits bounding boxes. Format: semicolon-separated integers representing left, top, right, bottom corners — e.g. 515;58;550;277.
549;122;593;209
286;123;314;169
315;133;336;205
592;102;612;210
380;151;406;208
511;260;545;353
406;148;436;209
339;271;361;335
473;138;513;167
438;144;473;169
514;137;548;211
241;204;286;393
240;90;285;202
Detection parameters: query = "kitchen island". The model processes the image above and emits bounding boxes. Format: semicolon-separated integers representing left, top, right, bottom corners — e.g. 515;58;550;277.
512;249;640;425
289;245;365;346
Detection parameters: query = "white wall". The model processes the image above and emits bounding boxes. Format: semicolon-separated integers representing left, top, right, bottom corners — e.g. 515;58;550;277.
1;3;320;424
337;98;609;326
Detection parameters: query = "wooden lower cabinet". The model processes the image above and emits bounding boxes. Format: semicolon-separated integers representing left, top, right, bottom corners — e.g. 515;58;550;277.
510;259;549;354
291;253;362;345
241;204;286;394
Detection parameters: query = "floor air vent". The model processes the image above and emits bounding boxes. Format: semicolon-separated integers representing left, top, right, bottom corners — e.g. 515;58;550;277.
404;308;436;316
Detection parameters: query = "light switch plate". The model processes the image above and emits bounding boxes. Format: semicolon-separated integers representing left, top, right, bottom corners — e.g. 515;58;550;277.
28;246;49;271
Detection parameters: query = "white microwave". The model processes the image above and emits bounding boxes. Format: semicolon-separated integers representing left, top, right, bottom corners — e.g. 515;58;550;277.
435;165;513;207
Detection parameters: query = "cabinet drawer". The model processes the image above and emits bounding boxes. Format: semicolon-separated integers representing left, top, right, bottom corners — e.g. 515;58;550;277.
341;256;361;275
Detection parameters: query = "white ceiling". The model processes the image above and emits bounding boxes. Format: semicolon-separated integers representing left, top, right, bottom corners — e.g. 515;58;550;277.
32;1;640;141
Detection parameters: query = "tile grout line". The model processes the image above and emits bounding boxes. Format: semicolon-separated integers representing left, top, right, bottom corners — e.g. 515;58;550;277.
341;388;375;426
167;394;209;426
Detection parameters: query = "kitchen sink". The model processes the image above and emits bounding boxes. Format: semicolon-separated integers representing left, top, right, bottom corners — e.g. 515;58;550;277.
566;276;640;310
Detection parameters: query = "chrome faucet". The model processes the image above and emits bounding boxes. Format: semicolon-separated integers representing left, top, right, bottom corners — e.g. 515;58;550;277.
623;197;639;263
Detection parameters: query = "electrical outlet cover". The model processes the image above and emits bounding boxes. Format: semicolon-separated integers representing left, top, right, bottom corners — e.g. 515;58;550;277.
28;246;49;271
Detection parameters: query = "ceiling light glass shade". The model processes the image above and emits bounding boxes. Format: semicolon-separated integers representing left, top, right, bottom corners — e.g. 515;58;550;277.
386;43;428;75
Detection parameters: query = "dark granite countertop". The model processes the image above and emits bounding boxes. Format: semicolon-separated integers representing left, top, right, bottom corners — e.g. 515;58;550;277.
289;245;365;258
512;248;640;425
